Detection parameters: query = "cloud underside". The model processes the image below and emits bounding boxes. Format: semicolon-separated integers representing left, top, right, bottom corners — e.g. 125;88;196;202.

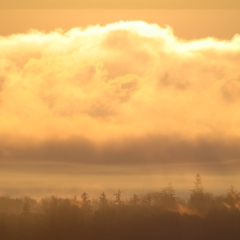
1;21;240;168
1;135;240;171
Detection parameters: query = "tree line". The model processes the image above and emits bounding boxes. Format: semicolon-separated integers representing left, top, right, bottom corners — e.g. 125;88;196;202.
0;174;240;240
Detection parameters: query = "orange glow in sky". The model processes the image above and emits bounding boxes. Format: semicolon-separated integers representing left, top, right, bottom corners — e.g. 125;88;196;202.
0;2;240;197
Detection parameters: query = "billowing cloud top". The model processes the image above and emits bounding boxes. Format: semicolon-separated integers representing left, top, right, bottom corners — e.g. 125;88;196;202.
1;21;240;168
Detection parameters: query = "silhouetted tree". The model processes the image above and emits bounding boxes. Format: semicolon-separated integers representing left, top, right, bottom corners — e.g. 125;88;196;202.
228;185;240;197
21;197;36;217
130;194;140;206
3;177;240;240
72;195;80;206
189;174;212;211
22;201;31;217
81;191;92;214
141;193;152;207
190;173;204;201
99;192;108;209
160;183;177;209
223;185;240;210
114;189;123;205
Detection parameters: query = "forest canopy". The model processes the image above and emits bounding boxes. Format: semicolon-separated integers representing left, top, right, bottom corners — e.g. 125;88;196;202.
0;174;240;240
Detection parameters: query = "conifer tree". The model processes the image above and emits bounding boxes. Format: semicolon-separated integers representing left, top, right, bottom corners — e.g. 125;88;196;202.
114;189;123;205
160;183;177;209
99;192;108;209
190;173;204;202
22;198;32;217
189;173;211;210
130;194;140;206
81;191;92;213
224;185;240;209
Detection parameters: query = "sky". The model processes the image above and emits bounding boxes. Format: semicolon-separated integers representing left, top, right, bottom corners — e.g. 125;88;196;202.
0;1;240;198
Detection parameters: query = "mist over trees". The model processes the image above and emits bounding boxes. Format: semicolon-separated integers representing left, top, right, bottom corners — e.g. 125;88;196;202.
1;174;240;240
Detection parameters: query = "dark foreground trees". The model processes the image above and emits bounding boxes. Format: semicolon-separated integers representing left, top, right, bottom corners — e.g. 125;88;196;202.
1;177;240;240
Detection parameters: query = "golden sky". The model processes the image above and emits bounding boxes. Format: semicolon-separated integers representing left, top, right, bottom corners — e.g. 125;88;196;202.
0;3;240;196
1;10;240;39
1;0;240;8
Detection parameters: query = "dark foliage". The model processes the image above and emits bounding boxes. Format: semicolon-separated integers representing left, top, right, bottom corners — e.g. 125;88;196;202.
1;176;240;240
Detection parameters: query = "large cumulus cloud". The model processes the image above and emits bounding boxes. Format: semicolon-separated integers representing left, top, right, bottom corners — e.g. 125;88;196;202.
1;21;240;168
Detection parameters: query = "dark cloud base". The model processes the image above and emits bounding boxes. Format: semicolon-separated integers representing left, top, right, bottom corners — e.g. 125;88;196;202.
1;135;240;173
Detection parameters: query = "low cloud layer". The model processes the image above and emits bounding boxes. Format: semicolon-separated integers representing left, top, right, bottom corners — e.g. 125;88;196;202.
1;21;240;169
